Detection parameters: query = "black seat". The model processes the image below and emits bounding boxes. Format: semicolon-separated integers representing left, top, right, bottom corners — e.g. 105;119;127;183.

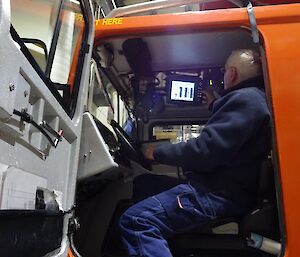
169;159;279;255
239;159;278;238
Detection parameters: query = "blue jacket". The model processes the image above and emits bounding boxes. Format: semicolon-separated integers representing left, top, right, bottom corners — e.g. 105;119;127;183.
153;78;271;208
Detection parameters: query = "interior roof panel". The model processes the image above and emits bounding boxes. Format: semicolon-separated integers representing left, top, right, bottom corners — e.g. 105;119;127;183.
103;30;258;74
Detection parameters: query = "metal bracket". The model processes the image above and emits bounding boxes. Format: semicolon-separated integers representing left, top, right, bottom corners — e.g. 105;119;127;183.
247;1;260;44
68;216;80;236
13;109;63;148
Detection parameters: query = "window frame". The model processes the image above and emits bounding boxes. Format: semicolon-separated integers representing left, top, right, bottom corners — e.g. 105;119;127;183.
10;0;90;118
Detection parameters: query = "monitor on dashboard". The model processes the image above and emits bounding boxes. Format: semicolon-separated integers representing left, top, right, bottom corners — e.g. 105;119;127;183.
167;75;201;105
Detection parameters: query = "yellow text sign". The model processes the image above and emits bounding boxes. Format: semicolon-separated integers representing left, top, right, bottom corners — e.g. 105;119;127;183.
96;18;123;26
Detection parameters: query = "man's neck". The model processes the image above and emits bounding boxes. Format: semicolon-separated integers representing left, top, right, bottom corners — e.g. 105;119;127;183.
222;76;264;96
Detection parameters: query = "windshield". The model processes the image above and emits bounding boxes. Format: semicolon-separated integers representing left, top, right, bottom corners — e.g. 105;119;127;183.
95;0;300;19
153;124;205;143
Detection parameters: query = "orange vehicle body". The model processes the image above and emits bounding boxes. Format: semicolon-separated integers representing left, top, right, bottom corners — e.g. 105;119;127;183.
94;3;300;256
68;249;75;257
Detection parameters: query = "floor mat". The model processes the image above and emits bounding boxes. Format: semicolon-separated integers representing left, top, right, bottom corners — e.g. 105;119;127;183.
101;199;133;257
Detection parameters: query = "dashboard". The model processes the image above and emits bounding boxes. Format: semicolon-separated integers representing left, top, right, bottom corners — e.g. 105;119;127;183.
132;67;224;118
78;113;119;180
78;113;143;180
167;75;202;105
93;116;119;151
165;68;224;106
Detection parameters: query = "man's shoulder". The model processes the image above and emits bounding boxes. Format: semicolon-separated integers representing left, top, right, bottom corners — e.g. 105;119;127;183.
217;86;261;100
213;86;267;113
222;86;266;105
229;86;264;98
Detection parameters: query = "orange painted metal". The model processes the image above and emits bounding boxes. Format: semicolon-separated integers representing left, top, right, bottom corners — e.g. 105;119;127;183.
68;26;84;93
259;21;300;257
67;17;85;93
94;3;300;256
68;249;75;257
94;4;300;44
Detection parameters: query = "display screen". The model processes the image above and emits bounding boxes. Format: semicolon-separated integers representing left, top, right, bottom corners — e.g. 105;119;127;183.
170;80;195;102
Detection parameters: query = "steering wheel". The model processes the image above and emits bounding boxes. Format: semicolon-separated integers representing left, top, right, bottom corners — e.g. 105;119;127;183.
110;120;150;169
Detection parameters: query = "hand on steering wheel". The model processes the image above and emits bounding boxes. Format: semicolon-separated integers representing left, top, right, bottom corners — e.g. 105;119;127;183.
110;120;151;170
144;144;155;161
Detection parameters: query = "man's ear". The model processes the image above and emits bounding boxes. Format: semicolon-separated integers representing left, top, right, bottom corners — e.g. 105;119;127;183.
230;67;238;84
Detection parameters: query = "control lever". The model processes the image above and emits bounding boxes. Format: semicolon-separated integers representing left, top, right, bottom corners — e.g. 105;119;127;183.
13;109;63;148
40;121;64;147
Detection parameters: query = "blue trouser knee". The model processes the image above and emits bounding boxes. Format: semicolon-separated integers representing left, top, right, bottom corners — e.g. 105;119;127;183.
119;195;174;257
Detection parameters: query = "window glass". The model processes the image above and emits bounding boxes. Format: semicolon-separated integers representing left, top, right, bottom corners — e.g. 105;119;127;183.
10;0;61;71
10;0;87;112
50;0;86;89
153;124;205;143
101;1;300;18
89;63;114;128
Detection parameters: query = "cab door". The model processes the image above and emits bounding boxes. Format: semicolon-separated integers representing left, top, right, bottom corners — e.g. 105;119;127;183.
0;0;93;256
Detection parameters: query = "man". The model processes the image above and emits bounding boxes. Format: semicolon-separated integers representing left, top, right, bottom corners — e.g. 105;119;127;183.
119;49;271;257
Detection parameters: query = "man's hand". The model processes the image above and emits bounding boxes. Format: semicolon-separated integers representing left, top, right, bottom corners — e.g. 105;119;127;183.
144;144;155;161
202;87;216;106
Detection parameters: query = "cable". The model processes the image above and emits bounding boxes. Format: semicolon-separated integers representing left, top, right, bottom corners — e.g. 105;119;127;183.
13;109;56;147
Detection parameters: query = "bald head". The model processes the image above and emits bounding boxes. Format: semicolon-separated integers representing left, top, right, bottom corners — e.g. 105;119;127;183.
224;49;261;90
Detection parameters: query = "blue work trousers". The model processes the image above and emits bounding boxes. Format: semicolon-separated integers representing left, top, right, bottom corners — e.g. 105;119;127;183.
119;174;243;257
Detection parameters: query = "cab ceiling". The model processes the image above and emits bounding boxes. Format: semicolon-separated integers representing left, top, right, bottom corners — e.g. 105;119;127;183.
99;30;258;74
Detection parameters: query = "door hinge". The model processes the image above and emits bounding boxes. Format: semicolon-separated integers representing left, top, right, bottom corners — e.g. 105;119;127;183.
68;216;80;235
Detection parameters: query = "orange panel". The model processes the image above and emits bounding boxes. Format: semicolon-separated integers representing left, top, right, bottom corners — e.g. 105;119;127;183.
259;21;300;257
68;27;84;93
68;17;85;94
94;3;300;257
68;249;75;257
94;4;300;46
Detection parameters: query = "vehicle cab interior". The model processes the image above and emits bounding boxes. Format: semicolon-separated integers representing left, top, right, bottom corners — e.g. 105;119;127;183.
73;27;282;257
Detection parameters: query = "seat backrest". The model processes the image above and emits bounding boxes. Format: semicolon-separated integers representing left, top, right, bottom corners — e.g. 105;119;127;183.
257;158;276;205
239;158;279;237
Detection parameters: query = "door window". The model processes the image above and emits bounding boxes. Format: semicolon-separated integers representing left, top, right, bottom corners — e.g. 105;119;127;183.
10;0;87;115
